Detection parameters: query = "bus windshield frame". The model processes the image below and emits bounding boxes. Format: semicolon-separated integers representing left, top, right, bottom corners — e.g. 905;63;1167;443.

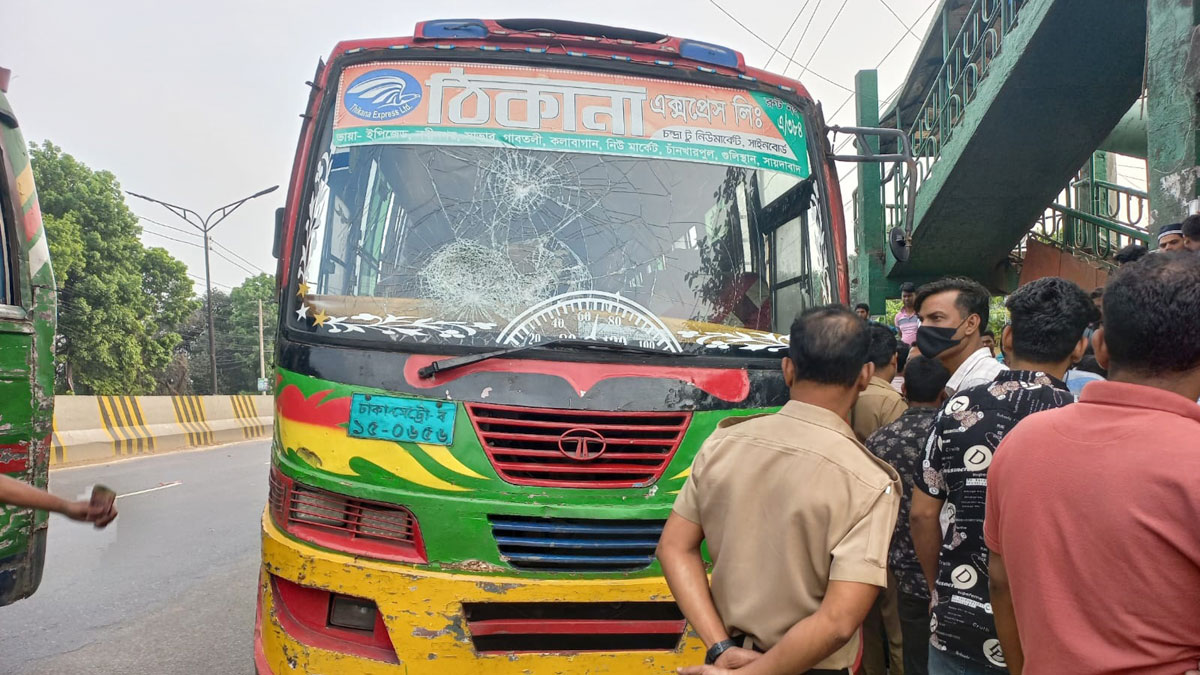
283;56;841;363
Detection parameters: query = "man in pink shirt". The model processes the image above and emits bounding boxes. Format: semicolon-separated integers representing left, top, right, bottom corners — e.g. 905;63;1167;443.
894;282;920;346
984;252;1200;675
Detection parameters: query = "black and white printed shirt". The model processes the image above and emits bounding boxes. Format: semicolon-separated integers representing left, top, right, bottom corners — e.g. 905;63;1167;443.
865;406;938;601
914;370;1074;671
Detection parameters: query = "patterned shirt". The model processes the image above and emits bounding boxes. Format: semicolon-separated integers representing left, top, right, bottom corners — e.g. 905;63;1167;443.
914;370;1074;671
866;406;938;600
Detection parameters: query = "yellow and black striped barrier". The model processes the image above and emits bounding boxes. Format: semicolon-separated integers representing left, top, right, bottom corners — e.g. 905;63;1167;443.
49;395;273;467
172;395;215;447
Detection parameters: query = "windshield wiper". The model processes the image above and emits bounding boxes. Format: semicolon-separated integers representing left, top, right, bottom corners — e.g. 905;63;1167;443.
416;338;683;379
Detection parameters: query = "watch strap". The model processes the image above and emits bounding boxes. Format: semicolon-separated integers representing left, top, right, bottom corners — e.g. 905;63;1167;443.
704;638;740;665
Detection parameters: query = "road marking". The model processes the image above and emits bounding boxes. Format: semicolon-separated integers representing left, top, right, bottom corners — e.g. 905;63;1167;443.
117;481;183;499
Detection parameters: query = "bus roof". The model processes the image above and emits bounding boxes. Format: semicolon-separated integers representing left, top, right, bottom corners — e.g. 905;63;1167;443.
324;18;813;101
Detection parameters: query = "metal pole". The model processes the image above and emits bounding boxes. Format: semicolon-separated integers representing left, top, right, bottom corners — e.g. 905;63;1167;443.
202;227;218;395
258;298;266;381
124;185;279;397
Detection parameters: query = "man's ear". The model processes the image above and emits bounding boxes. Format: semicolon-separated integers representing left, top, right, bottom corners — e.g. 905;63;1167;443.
1094;327;1110;371
1070;335;1089;365
782;356;795;388
1001;324;1015;356
858;362;876;393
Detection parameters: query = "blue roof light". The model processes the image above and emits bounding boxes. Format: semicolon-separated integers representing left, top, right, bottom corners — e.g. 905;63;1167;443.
678;39;740;70
419;19;488;39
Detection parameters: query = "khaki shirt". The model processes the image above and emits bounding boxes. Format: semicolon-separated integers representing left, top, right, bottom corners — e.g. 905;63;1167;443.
673;400;901;669
851;377;908;441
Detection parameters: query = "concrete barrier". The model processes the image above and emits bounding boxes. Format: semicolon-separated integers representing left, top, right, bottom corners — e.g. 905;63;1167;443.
50;395;273;467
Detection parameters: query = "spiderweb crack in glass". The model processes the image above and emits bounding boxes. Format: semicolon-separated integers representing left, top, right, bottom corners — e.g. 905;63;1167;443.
295;119;833;354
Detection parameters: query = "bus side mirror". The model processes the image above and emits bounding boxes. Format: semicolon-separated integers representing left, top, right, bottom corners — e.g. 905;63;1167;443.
826;124;917;262
272;207;284;259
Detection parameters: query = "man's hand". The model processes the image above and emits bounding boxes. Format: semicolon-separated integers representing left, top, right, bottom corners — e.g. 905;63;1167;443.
714;647;761;669
61;499;118;528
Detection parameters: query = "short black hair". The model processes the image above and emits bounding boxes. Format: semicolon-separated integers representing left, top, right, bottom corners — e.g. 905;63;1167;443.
787;305;871;387
1114;243;1148;265
1004;277;1094;363
865;323;898;369
981;326;995;339
855;302;871;313
903;355;950;403
900;282;916;293
1184;214;1200;241
895;342;911;373
1089;286;1105;300
914;277;991;327
1102;252;1200;375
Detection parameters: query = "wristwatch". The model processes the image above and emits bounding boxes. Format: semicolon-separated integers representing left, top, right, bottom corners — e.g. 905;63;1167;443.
705;638;740;665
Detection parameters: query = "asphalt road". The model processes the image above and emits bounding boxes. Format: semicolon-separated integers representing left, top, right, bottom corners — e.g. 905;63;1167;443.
0;440;270;675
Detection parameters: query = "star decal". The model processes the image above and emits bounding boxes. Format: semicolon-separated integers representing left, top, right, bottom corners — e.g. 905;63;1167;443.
296;281;310;298
313;309;330;327
295;304;309;321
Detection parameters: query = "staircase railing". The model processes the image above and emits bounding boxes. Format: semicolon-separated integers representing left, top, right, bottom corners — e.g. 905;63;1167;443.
884;0;1028;231
1015;179;1150;267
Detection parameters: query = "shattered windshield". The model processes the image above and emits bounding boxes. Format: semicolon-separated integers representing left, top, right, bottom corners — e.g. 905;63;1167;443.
291;61;834;356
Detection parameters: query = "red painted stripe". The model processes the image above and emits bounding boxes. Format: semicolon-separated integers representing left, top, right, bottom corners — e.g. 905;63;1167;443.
406;355;751;402
468;618;686;637
479;430;676;445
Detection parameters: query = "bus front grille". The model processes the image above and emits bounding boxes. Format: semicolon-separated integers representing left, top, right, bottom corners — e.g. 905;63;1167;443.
462;601;685;653
466;403;690;488
488;515;665;572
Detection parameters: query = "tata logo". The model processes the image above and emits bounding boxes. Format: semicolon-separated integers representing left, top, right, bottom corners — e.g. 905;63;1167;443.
558;428;607;461
344;69;422;121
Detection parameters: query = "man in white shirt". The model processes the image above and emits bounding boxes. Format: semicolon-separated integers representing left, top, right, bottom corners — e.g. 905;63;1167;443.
913;277;1007;395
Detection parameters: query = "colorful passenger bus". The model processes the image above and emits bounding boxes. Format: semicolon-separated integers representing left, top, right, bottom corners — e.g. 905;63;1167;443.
0;67;57;607
257;18;871;674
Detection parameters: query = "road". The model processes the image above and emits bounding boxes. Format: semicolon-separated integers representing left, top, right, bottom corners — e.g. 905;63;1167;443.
0;441;269;675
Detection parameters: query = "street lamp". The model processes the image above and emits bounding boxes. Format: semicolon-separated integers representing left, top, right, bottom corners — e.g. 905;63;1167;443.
126;186;279;395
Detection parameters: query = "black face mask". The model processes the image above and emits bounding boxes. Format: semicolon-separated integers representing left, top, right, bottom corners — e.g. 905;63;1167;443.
916;318;967;358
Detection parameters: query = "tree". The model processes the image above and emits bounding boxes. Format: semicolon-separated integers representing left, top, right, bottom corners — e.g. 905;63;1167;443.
30;141;195;394
227;274;278;394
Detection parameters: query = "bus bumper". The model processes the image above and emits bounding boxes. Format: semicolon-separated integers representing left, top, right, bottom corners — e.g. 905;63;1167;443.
255;508;704;674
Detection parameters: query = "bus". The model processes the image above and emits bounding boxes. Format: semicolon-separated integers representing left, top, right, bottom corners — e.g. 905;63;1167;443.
0;67;57;607
257;18;900;674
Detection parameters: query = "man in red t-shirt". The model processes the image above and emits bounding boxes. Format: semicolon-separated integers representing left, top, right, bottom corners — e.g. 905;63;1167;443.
984;252;1200;675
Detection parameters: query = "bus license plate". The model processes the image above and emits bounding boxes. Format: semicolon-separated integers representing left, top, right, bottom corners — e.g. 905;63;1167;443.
347;394;456;446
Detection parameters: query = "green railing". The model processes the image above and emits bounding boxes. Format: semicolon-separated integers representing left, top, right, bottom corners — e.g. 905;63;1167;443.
884;0;1028;230
1015;161;1149;267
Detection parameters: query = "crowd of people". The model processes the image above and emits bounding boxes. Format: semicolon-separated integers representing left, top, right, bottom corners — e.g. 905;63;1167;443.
659;247;1200;675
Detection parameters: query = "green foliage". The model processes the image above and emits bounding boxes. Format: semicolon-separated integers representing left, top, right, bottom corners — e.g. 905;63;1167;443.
181;274;277;395
30;141;195;394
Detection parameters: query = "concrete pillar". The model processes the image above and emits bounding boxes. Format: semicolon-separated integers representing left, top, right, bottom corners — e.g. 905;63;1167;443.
1147;0;1200;231
853;70;886;312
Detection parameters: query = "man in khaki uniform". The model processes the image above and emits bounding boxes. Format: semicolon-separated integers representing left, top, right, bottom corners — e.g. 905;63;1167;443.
658;305;902;675
852;323;908;442
853;323;908;675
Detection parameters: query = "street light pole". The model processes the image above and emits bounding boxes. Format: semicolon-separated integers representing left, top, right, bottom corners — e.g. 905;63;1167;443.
126;185;279;395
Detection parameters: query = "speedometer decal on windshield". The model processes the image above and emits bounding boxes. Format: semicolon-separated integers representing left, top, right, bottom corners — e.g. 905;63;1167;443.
498;291;682;353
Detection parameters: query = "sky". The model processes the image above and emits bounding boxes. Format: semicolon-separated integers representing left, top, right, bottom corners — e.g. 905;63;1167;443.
5;0;946;291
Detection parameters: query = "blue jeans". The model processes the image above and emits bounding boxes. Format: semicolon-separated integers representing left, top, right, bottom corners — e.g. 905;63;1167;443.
927;647;1007;675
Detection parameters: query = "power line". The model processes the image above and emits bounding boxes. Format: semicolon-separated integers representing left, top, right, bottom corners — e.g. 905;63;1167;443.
210;239;269;275
143;229;202;249
138;215;201;239
877;0;921;40
799;0;853;80
141;213;269;275
705;0;855;93
763;2;812;71
781;0;827;79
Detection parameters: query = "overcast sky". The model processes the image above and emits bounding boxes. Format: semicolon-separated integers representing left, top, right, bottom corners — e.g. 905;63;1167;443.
4;0;943;291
